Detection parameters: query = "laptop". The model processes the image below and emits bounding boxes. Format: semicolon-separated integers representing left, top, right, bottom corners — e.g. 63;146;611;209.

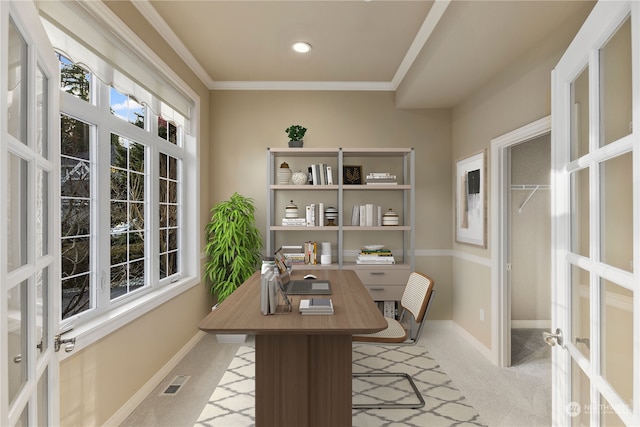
278;269;332;295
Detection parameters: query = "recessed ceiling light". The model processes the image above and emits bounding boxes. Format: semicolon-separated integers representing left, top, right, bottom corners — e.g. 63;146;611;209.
292;41;312;53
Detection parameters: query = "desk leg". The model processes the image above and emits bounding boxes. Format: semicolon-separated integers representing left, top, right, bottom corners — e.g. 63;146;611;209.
255;334;352;427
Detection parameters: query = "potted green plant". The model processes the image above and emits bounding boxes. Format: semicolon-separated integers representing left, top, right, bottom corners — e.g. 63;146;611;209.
204;192;263;303
286;124;307;147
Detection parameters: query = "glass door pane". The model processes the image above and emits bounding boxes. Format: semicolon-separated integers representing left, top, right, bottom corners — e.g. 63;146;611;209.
600;278;633;409
7;17;27;143
571;265;590;360
571;66;590;161
570;168;589;257
600;152;633;271
7;281;28;406
7;153;28;271
600;17;632;147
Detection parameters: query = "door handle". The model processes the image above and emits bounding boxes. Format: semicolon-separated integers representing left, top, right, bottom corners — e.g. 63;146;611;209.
543;328;563;347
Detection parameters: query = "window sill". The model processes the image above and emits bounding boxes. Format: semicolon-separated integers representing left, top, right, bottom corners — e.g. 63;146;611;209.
58;277;201;361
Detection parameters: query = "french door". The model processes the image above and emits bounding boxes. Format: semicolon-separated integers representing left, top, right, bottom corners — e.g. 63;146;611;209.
1;1;60;426
552;1;639;425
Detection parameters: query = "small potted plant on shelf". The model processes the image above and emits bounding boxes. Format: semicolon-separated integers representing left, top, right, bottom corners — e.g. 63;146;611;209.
286;124;307;147
204;193;263;341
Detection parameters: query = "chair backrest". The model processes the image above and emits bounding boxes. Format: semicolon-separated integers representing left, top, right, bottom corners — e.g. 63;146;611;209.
400;272;434;323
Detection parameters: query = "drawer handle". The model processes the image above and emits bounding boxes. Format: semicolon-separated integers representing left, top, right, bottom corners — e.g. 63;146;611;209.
369;272;385;276
369;287;384;291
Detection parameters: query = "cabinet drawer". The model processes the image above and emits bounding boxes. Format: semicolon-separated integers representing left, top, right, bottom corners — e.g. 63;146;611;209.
364;285;404;301
349;267;411;286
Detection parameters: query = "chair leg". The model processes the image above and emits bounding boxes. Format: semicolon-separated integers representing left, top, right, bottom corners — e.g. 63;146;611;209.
352;372;425;409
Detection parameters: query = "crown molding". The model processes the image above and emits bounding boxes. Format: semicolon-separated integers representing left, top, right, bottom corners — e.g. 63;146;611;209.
209;80;394;91
132;0;215;89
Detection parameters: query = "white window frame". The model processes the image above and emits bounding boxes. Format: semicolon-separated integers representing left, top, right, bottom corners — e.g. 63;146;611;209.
42;1;200;358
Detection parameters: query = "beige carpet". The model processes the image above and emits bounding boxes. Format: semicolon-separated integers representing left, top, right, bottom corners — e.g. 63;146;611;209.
195;344;485;427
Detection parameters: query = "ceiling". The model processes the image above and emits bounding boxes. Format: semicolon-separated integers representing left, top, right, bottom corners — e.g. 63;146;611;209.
136;0;594;109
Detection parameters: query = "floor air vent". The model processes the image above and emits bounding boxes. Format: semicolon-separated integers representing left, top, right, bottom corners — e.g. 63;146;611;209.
161;375;190;395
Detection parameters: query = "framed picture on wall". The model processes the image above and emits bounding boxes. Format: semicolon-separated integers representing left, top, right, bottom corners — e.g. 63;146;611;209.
343;165;363;185
455;150;486;247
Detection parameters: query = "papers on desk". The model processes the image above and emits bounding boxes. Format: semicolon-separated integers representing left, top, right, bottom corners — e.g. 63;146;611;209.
299;298;334;315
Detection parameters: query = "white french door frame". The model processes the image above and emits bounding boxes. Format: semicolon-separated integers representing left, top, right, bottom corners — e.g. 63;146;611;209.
551;1;639;425
1;1;60;426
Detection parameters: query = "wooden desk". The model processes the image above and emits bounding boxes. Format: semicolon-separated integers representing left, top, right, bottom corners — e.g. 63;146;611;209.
198;269;386;427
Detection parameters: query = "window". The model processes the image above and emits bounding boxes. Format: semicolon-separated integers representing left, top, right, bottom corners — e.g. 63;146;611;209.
57;51;194;325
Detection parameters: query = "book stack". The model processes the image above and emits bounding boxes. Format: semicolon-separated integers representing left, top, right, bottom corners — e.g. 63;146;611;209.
365;172;397;185
356;247;396;265
279;245;305;265
299;298;334;315
281;218;306;226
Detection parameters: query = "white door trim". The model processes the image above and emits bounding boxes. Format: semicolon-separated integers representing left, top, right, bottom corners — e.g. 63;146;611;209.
490;115;551;367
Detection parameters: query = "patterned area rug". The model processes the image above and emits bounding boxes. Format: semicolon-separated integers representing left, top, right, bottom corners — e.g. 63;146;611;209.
195;345;485;427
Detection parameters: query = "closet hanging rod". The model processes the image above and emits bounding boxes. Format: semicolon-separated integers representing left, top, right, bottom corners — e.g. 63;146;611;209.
511;184;550;190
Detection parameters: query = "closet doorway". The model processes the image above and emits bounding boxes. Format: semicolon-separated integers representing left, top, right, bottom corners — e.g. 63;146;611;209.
490;116;551;368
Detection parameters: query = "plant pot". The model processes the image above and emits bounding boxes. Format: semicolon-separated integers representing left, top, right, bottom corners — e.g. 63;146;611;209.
288;139;303;148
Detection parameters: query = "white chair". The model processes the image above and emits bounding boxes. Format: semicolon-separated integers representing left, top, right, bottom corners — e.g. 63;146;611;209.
352;272;435;409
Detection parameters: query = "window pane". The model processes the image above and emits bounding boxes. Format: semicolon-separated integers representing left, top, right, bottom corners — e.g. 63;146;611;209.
159;153;180;280
8;18;27;142
7;153;28;271
158;117;177;145
61;199;90;237
61;115;90;159
61;274;91;319
58;53;90;102
570;65;589;161
600;17;631;147
600;152;632;271
110;133;147;299
110;87;144;129
600;279;633;410
570;168;589;257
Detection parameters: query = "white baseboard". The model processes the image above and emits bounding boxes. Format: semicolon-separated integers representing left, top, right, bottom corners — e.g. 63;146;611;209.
511;320;551;329
450;321;494;362
423;320;494;363
104;330;207;426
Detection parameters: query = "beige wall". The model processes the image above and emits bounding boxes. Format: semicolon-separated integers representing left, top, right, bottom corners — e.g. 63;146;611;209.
58;2;214;426
209;90;453;320
510;135;551;322
450;4;593;348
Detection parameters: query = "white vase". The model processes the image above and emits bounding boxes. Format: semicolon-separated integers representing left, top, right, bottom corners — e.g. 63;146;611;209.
277;162;292;184
291;170;307;185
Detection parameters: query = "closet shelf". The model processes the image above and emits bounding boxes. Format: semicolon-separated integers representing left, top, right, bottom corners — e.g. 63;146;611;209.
513;184;549;213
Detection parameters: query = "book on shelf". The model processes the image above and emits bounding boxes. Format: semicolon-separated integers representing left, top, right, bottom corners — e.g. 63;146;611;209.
308;164;334;186
351;204;383;226
299;298;334;315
